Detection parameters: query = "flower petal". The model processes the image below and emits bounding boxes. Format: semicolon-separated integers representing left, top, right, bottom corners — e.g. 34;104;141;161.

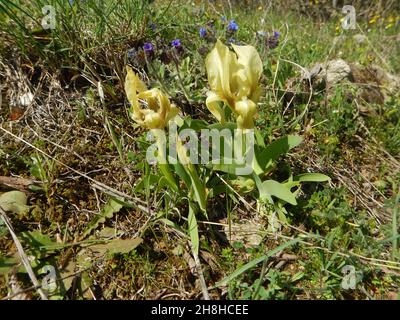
205;40;263;129
234;98;257;129
205;91;227;124
138;88;179;129
231;43;263;102
143;112;164;129
205;39;237;103
166;104;180;123
125;67;148;124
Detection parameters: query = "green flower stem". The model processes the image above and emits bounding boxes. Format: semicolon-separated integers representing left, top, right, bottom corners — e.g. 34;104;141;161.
172;53;191;105
186;163;207;215
153;130;179;193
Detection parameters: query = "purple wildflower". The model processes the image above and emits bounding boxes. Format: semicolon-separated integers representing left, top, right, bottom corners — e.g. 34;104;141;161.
171;39;184;55
199;27;207;38
143;42;154;53
227;20;239;32
266;32;279;49
171;39;182;48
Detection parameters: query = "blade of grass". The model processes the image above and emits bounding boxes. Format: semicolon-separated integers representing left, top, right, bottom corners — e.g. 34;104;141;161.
188;202;199;256
393;188;400;260
214;238;300;288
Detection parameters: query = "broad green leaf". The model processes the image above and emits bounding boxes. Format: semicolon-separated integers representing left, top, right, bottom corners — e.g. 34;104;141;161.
98;227;124;239
89;237;143;255
19;231;58;258
19;230;54;247
254;128;266;147
212;161;253;176
291;271;305;282
255;135;303;173
230;177;255;193
252;173;273;204
215;238;300;287
29;155;48;182
158;163;179;193
80;270;94;300
172;161;191;187
83;198;123;238
282;176;300;189
260;180;297;205
0;256;19;274
181;118;209;131
276;203;289;224
208;122;237;131
294;173;331;182
0;190;30;216
183;164;207;214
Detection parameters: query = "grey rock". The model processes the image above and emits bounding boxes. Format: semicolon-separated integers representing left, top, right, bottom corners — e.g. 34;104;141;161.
317;59;352;85
353;34;367;44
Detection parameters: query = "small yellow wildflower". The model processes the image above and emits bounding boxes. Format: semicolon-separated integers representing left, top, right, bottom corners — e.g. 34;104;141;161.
125;67;179;129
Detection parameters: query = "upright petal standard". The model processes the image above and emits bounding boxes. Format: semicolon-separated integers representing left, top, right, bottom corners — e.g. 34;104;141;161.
205;40;263;129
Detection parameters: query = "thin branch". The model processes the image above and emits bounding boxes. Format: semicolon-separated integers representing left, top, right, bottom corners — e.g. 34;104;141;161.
0;206;48;300
192;247;210;300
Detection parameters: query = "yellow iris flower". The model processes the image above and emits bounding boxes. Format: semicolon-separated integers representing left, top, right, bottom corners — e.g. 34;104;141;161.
205;40;263;129
124;66;179;129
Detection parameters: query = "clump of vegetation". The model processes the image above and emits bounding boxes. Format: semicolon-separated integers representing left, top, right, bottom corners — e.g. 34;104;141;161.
0;0;399;300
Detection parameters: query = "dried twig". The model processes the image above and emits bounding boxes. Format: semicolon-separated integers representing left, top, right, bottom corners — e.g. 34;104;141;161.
0;176;35;192
0;206;48;300
191;248;210;300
